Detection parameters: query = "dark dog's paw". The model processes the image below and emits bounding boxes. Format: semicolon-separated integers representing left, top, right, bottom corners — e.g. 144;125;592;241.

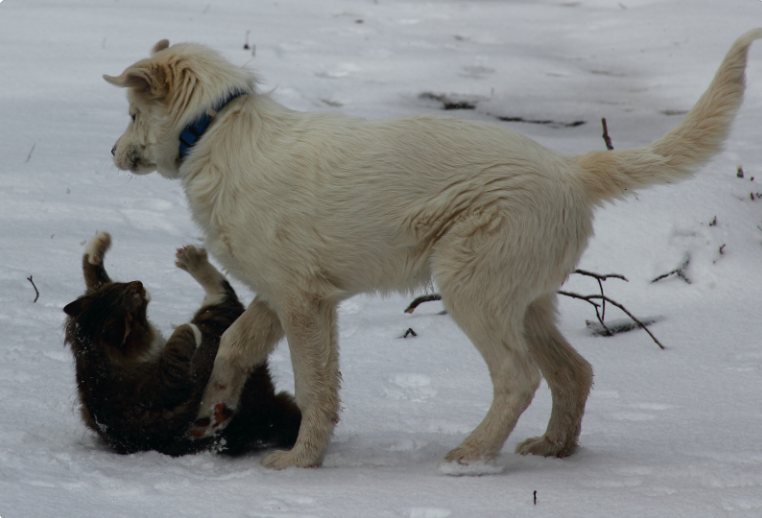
174;245;208;272
85;232;112;265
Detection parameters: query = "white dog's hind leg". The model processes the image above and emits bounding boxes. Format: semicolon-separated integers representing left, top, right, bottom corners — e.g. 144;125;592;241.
261;296;340;469
442;305;541;464
433;219;542;464
516;294;593;457
191;297;284;437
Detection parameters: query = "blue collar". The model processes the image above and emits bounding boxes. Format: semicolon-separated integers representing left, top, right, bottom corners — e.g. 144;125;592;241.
178;90;246;161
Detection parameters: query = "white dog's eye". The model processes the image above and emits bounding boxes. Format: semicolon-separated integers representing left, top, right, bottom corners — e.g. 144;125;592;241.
131;113;137;122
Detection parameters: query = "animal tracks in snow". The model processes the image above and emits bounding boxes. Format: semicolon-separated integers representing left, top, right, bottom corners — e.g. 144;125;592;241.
458;65;495;79
610;402;675;422
403;507;452;518
384;373;437;402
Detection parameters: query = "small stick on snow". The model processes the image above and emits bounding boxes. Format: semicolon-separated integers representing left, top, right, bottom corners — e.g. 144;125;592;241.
404;294;443;313
557;290;665;349
601;118;614;150
651;255;691;284
573;269;628;282
571;268;628;323
403;328;417;338
557;290;613;336
26;143;36;163
27;275;40;303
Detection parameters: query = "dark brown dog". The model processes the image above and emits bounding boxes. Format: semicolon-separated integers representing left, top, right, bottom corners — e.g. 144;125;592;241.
64;232;300;456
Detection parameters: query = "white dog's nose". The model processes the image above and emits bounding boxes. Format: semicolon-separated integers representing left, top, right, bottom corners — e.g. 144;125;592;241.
111;144;117;156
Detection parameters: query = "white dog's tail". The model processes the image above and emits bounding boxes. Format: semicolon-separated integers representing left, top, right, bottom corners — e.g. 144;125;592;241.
577;28;762;203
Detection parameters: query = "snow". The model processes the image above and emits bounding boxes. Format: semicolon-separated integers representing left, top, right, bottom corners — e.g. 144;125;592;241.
1;0;761;516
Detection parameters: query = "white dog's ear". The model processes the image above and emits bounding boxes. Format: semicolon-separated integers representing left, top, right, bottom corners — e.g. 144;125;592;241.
103;68;147;89
151;39;170;55
103;64;167;99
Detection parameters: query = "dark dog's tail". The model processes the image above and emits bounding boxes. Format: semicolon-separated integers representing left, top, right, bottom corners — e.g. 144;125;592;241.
576;28;762;203
82;232;113;292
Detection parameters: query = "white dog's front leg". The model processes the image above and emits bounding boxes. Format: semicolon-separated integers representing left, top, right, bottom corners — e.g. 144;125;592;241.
261;297;340;469
190;297;283;437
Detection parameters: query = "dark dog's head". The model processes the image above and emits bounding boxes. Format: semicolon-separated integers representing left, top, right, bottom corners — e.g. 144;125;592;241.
64;280;155;363
104;39;255;179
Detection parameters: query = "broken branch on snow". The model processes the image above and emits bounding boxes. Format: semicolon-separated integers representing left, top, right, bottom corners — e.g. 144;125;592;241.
651;255;691;284
27;275;40;303
556;290;664;349
601;118;614;150
404;294;445;314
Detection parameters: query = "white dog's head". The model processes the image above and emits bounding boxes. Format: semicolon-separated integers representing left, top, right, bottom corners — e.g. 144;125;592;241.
104;40;255;179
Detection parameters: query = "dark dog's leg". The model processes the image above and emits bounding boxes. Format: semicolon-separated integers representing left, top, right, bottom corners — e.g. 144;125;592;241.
175;245;301;452
175;244;245;389
218;366;302;456
156;323;202;404
82;232;112;292
174;245;230;306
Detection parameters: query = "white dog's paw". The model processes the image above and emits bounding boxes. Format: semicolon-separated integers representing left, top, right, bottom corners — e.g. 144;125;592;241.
261;449;322;470
444;444;494;466
85;232;112;265
439;458;505;476
515;435;578;458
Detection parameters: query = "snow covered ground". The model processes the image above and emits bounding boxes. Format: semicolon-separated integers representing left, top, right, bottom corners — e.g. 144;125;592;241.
1;0;762;516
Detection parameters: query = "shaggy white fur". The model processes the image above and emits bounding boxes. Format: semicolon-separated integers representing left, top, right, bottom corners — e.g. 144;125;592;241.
104;29;761;469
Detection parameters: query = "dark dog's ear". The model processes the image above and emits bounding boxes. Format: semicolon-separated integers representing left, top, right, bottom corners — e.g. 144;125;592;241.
103;62;168;100
151;39;170;55
64;294;96;317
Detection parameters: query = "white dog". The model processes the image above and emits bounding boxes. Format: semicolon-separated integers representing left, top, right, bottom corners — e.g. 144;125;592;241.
105;30;761;469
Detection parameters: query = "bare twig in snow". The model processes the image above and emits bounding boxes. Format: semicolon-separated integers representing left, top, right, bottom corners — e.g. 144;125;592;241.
601;118;614;150
404;294;443;314
27;275;40;303
571;268;628;323
573;268;627;281
651;255;691;284
557;290;664;349
26;143;36;163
